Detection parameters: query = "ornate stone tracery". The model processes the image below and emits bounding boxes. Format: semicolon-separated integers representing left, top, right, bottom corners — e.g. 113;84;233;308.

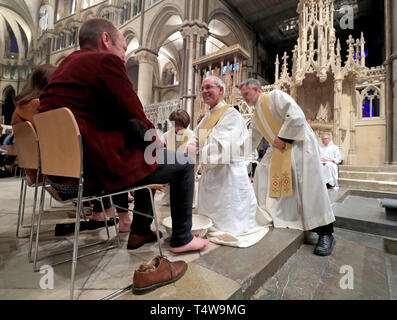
259;0;386;165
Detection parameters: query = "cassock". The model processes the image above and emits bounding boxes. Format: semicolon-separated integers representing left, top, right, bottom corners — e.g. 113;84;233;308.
320;141;342;187
195;100;271;248
251;90;335;231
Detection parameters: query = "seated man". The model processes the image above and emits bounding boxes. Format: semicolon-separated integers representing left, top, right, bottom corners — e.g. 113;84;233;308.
39;18;208;253
191;76;271;248
320;134;342;189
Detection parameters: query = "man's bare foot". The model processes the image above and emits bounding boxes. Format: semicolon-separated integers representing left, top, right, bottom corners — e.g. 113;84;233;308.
170;236;209;253
118;212;132;233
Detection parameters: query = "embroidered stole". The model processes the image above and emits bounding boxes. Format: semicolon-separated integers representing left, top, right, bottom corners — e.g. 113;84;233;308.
197;105;231;148
166;130;190;152
253;93;292;197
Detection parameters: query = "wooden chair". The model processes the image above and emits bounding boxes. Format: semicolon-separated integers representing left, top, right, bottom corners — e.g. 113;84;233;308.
12;122;41;249
33;108;121;299
33;108;163;300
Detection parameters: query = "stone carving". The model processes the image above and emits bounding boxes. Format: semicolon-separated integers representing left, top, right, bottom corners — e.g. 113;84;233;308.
144;99;180;128
257;0;386;165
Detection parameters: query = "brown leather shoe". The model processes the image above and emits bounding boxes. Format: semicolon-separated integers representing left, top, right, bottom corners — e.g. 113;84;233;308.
132;256;187;294
127;231;162;250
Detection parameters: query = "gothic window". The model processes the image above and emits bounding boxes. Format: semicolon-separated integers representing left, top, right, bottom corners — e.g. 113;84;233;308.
132;0;143;16
82;0;106;9
121;2;131;24
56;0;77;21
360;87;380;118
4;21;18;59
101;11;110;20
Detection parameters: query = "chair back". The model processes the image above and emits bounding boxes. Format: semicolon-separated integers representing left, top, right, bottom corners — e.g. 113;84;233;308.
12;121;39;170
33;108;82;179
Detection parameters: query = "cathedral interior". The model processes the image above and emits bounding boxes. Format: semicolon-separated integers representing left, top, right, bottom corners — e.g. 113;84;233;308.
0;0;396;166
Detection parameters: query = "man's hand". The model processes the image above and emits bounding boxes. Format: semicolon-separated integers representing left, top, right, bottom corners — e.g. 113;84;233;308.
321;158;333;162
274;137;286;150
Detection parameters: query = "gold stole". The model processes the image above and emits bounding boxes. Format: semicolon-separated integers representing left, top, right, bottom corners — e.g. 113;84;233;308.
166;130;189;152
253;93;292;197
198;105;231;148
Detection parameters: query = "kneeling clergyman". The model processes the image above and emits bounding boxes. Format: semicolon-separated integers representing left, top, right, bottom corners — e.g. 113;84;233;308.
190;76;272;248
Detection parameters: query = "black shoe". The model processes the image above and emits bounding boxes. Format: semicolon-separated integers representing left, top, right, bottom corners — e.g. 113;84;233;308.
85;217;118;230
55;218;118;236
314;234;336;256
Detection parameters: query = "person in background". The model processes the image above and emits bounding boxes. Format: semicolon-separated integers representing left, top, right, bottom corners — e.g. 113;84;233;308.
161;109;195;206
319;134;342;189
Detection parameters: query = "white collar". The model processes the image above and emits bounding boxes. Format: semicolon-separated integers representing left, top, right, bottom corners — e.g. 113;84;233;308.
209;100;227;113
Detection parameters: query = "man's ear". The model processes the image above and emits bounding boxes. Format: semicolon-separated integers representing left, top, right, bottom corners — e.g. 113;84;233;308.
100;32;111;49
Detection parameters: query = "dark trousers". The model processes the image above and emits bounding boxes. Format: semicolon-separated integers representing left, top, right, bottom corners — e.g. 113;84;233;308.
311;222;334;236
127;148;194;248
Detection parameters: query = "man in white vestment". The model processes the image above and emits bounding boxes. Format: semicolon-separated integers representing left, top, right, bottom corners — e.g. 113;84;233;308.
191;76;271;248
161;109;195;205
319;134;342;189
239;78;336;256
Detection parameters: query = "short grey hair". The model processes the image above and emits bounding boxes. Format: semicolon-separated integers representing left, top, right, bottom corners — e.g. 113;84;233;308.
238;78;262;90
203;75;226;97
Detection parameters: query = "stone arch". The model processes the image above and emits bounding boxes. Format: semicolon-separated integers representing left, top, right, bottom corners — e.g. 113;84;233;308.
82;10;95;21
161;88;179;102
145;4;183;52
1;85;16;125
55;55;67;66
207;9;249;51
123;27;140;59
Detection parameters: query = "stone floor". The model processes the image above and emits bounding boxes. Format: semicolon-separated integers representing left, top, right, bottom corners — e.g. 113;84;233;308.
252;227;397;300
0;177;396;300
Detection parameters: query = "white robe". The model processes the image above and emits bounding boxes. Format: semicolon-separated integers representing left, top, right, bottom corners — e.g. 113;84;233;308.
196;101;271;247
251;90;335;231
320;141;342;187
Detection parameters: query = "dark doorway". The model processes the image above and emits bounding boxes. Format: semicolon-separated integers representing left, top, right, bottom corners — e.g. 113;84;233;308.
2;87;15;125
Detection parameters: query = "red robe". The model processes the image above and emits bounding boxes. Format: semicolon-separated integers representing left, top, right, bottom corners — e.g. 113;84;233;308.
39;49;158;192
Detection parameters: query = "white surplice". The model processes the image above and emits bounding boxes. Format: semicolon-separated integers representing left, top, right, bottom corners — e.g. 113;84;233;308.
195;100;271;247
320;141;342;187
251;90;335;231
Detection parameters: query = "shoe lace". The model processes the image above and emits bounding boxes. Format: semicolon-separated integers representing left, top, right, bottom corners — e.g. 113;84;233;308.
318;235;330;247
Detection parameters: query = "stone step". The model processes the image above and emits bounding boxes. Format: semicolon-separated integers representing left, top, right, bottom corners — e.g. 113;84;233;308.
339;165;397;173
339;171;397;182
117;228;303;300
339;178;397;193
332;193;397;239
252;228;393;300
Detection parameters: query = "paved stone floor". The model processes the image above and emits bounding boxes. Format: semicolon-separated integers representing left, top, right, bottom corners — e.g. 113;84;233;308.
252;227;397;300
1;177;396;300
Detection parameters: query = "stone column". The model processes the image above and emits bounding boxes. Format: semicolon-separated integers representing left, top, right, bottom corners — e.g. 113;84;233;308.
135;48;158;107
391;0;397;164
180;24;208;128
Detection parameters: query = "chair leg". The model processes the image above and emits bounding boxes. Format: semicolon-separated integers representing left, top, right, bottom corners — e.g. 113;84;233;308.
107;197;121;247
148;187;163;257
70;186;84;300
28;184;41;262
16;178;25;238
33;182;46;271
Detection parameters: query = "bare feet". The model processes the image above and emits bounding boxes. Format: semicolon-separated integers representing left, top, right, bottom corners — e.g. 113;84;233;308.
170;236;209;253
118;212;132;233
